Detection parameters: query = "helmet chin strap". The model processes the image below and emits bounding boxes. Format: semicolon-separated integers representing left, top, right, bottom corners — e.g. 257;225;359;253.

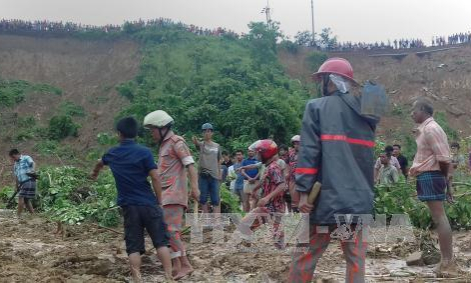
322;75;336;96
157;125;171;146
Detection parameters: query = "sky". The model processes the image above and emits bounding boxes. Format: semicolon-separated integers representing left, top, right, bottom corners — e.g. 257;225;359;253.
1;0;471;44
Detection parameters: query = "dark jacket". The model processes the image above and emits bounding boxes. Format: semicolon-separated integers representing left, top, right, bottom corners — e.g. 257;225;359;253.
295;91;379;224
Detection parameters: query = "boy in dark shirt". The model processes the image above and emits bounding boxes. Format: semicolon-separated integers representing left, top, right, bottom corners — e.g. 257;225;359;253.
91;117;172;282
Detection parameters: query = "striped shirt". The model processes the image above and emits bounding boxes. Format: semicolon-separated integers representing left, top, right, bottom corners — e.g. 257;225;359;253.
14;155;34;183
409;117;451;177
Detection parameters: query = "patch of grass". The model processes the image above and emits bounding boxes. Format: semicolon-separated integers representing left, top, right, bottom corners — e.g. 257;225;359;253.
435;112;458;141
59;101;85;117
391;104;404;116
0;79;63;108
17;115;36;127
34;140;59;155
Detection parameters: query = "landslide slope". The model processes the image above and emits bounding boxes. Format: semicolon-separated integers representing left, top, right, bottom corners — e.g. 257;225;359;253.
0;34;140;171
279;46;471;143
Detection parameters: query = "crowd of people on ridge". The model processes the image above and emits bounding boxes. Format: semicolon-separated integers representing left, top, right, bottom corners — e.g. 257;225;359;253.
2;18;471;53
0;18;240;38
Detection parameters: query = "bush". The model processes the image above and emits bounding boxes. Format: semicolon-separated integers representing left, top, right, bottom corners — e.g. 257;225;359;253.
220;184;242;213
34;140;59;155
375;182;471;230
59;101;85;117
0;80;28;107
48;115;80;140
37;166;119;226
0;186;15;204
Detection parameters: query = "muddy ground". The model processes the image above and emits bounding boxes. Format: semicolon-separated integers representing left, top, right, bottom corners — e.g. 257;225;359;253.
1;210;471;282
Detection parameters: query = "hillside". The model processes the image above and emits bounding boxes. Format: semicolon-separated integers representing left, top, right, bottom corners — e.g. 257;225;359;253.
0;35;140;181
280;45;471;148
1;26;470;171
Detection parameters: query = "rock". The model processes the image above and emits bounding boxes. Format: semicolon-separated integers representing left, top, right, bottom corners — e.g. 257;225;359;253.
422;249;441;265
406;251;424;266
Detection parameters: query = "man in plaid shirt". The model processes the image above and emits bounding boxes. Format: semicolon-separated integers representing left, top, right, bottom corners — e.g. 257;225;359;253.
9;149;36;217
409;97;460;277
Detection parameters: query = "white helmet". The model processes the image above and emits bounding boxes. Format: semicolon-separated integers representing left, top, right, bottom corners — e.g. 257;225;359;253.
143;110;174;128
291;135;301;143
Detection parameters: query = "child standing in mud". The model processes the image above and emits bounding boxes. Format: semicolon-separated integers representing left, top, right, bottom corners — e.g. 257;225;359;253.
90;117;173;282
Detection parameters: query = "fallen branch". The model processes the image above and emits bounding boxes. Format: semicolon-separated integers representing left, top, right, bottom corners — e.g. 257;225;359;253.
91;223;123;235
51;255;97;267
317;269;415;278
316;269;467;281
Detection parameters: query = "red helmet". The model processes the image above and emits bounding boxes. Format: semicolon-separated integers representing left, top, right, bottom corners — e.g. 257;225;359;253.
312;57;357;84
249;140;278;163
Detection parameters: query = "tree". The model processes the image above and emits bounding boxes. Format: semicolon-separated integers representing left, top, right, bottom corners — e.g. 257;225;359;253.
244;22;282;65
319;28;338;50
116;25;310;151
294;31;315;46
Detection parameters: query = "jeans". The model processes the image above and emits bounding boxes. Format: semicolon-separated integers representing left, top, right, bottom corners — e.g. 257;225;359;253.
199;173;220;206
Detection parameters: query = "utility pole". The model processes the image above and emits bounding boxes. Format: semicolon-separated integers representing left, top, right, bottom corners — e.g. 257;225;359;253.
261;0;272;26
311;0;315;46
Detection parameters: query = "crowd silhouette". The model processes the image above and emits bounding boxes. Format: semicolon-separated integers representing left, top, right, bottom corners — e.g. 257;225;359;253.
1;18;470;52
0;18;240;38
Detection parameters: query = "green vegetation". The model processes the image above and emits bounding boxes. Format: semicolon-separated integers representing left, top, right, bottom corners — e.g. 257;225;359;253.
37;166;120;226
220;184;242;213
435;111;458;141
375;182;471;230
279;40;299;54
48;115;80;140
0;79;62;107
0;165;241;226
59;101;86;117
116;22;314;151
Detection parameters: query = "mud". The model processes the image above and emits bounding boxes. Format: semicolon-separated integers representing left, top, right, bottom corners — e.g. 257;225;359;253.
1;210;471;282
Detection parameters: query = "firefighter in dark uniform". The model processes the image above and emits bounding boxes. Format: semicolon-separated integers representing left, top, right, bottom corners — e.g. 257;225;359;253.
288;58;380;283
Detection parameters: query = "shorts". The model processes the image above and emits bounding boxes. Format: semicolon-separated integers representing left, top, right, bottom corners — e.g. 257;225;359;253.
18;180;36;199
122;205;169;255
199;173;220;206
416;171;447;201
243;180;259;194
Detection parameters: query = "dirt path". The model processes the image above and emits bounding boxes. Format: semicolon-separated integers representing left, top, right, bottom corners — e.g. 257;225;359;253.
1;210;471;282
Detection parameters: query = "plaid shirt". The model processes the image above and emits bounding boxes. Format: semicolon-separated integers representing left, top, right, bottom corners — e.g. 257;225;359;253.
410;117;451;177
14;155;34;183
